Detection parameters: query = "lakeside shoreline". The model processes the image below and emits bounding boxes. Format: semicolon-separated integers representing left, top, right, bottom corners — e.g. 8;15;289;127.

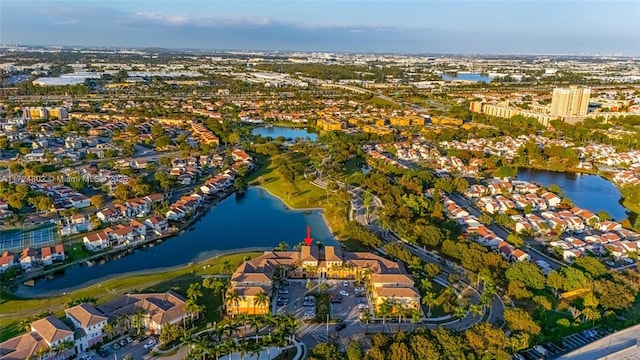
9;247;270;299
253;185;344;240
4;187;238;291
516;165;639;219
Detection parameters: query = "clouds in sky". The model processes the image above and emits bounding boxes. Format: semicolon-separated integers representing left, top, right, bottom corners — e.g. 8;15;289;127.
1;1;638;55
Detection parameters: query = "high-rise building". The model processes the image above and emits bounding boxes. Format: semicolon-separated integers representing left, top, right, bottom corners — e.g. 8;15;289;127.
550;86;591;116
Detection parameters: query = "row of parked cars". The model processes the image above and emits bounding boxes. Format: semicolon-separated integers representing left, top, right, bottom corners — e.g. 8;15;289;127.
276;287;290;306
513;328;611;360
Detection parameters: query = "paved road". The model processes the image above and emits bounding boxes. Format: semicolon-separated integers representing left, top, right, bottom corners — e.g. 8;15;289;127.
556;324;640;360
313;176;505;330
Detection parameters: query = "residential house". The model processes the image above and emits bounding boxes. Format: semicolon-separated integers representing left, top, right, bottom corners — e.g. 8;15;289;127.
97;291;188;335
82;231;111;251
65;304;108;352
0;252;16;273
144;215;168;235
19;248;37;269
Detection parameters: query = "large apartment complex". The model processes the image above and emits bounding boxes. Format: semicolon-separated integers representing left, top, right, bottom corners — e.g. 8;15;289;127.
226;246;421;316
550;86;591;116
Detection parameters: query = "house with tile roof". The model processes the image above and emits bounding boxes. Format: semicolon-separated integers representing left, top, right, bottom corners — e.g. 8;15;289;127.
65;303;108;351
226;245;420;316
97;291;188;335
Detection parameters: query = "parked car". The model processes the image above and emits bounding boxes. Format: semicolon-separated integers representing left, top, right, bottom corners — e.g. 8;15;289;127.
126;337;133;344
533;345;549;357
143;339;156;350
97;348;109;358
339;290;349;296
343;281;348;287
335;323;347;331
112;343;120;350
119;339;127;346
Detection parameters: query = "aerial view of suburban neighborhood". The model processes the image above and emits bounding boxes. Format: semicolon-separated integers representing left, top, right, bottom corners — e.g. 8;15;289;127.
0;1;639;360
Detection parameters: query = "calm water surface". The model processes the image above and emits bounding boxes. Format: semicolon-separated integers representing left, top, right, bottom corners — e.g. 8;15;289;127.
251;126;317;141
441;73;493;82
517;168;636;222
18;187;335;295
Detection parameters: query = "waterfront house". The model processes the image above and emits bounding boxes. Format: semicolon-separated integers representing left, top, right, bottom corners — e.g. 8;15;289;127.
96;206;122;223
144;215;168;235
599;221;623;232
82;231;111;251
0;251;16;273
111;226;136;245
19;247;37;269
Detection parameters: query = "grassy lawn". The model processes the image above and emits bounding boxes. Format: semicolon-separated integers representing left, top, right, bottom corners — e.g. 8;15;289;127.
247;153;328;209
369;96;401;109
344;157;365;186
247;152;350;237
0;252;259;342
65;244;92;262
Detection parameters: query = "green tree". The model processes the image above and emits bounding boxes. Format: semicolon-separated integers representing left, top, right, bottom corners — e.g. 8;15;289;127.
506;261;546;290
346;341;362;360
504;308;540;335
90;194;104;210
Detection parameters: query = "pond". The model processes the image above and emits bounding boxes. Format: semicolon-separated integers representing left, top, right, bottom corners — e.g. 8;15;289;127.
251;126;317;141
517;168;637;222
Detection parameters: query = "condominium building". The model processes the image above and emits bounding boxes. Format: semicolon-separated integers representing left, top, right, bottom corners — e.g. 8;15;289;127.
550;86;591;117
226;246;421;316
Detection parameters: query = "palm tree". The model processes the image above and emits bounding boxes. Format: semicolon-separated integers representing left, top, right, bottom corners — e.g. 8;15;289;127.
253;291;269;315
275;241;289;251
221;259;232;275
103;322;116;340
422;291;437;318
453;305;467;324
361;310;371;333
185;299;201;324
470;304;483;319
187;283;204;302
396;304;407;331
131;310;145;336
316;241;325;252
237;313;250;337
411;309;422;330
378;298;393;326
226;289;241;316
248;315;263;342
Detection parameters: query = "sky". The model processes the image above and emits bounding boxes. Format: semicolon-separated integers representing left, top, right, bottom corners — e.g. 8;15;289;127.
2;0;639;55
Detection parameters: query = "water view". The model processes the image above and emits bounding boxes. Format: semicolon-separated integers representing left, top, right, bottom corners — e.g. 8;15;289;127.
517;168;636;222
441;73;493;82
251;126;317;141
18;187;335;296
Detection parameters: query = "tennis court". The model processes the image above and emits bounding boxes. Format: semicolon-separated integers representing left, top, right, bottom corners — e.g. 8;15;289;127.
30;228;54;246
0;232;25;251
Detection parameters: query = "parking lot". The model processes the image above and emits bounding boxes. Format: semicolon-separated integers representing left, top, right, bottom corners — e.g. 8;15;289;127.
275;279;368;322
515;328;612;359
95;335;158;359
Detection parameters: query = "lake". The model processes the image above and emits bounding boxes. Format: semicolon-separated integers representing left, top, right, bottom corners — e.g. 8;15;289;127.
517;168;637;222
441;73;493;82
18;187;335;296
251;126;317;141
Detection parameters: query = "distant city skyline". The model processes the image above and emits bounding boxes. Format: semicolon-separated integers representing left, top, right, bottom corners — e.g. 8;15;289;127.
2;0;639;56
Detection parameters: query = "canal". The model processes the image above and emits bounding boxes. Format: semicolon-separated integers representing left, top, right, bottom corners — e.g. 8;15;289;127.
517;168;637;222
251;126;317;141
18;187;336;295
